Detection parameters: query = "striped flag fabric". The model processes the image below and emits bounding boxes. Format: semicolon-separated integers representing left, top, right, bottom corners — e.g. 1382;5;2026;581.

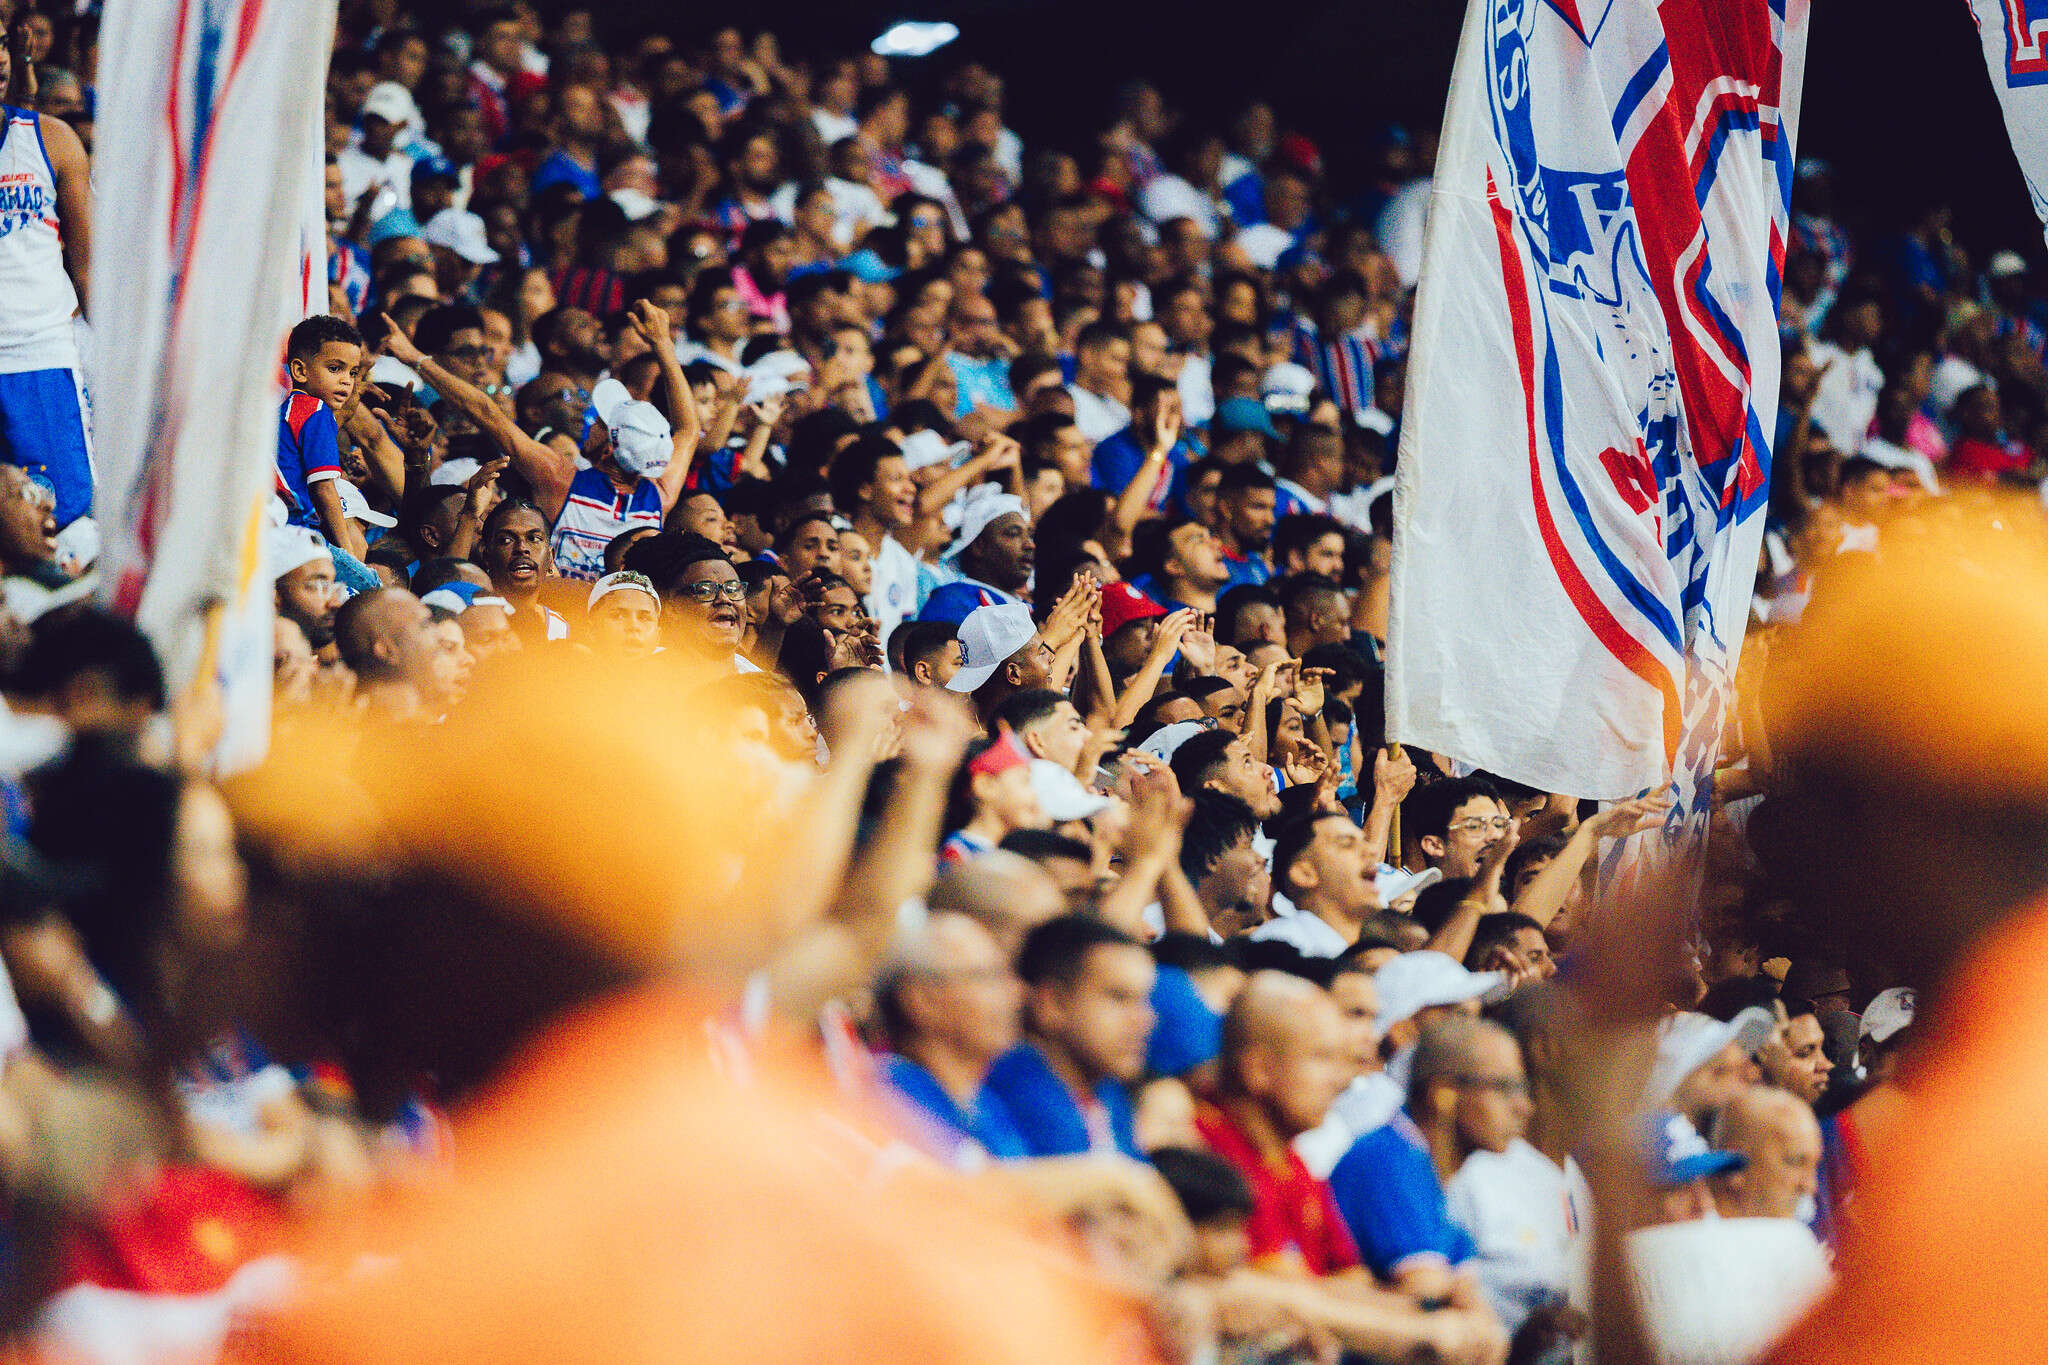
92;0;338;772
1968;1;2048;241
1386;0;1810;819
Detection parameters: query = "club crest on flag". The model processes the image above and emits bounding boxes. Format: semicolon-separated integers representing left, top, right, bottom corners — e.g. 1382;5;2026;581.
1388;0;1807;817
1999;0;2048;85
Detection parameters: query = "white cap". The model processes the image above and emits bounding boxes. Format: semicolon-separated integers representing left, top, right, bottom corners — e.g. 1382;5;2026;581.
591;377;673;475
268;524;332;581
1375;865;1441;906
1233;222;1295;271
586;569;661;615
947;601;1036;693
1373;950;1505;1035
900;428;972;472
944;491;1026;561
610;187;663;222
742;350;812;405
336;478;398;528
1261;361;1317;414
1646;1008;1778;1105
429;456;483;488
1858;987;1915;1045
1139;719;1208;763
1990;250;2029;280
421;208;501;265
1030;759;1110;821
359;81;420;130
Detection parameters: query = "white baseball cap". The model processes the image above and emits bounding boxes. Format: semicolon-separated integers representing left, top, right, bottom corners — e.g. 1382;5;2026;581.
944;491;1026;561
1373;950;1505;1035
1375;865;1441;905
900;428;972;472
591;377;674;475
1989;250;2029;280
359;81;420;130
1858;987;1915;1045
1261;361;1317;414
1646;1008;1778;1106
1030;760;1109;822
947;601;1036;693
421;208;501;265
1139;719;1208;763
336;478;398;529
742;350;812;404
268;524;333;581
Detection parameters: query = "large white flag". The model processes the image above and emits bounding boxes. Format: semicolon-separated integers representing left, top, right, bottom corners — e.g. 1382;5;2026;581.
1387;0;1809;815
93;0;338;771
1968;1;2048;240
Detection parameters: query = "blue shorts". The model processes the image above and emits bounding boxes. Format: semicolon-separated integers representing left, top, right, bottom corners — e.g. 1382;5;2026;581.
0;367;93;526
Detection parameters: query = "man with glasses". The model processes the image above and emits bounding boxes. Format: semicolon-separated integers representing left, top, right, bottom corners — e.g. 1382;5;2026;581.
1410;777;1514;880
1329;1016;1526;1301
622;531;759;671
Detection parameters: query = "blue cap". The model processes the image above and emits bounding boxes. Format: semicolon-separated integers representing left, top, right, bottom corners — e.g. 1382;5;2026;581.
412;153;460;185
839;247;902;284
1638;1111;1745;1188
1145;965;1222;1078
1214;396;1279;439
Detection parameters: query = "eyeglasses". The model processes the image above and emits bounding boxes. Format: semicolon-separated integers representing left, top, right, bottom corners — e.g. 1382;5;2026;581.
1447;816;1514;835
1455;1075;1530;1097
677;578;747;603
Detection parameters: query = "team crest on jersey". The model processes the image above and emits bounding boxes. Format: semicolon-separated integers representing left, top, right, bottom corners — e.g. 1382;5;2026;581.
2003;0;2048;86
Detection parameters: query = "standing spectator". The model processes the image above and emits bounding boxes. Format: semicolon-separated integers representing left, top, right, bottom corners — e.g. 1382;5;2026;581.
0;64;93;531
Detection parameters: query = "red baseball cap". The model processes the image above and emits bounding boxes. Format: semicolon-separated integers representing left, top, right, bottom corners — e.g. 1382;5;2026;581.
1099;582;1166;640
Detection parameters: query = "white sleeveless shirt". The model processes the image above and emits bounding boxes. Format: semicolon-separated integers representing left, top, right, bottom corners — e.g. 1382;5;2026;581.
0;108;80;372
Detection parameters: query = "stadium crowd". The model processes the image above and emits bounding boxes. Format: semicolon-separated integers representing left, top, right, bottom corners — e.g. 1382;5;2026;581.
0;0;2043;1361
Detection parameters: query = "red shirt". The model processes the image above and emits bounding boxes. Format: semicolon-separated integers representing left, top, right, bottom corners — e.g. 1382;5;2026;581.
1946;435;2031;480
1194;1099;1360;1277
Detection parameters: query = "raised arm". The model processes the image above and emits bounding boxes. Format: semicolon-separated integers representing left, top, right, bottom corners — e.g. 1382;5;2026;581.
628;301;701;512
1510;796;1666;930
1112;407;1179;551
381;314;576;518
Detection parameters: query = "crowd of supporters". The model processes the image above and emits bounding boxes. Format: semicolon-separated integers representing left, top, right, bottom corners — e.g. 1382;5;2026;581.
0;0;2045;1360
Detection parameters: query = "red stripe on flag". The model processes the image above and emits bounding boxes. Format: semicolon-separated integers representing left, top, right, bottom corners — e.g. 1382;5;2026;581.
1486;170;1681;768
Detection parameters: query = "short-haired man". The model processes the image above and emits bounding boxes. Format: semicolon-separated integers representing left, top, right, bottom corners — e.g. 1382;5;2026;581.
1194;973;1507;1361
1709;1085;1822;1221
478;500;569;642
1277;573;1348;658
1179;792;1269;937
828;435;922;641
1214;464;1278;588
991;688;1091;773
1759;1001;1833;1106
1067;322;1133;444
876;912;1028;1164
1464;912;1555;981
1131;516;1231;614
890;619;962;688
1172;729;1281;821
1250;813;1381;958
982;915;1155;1159
333;587;438;721
1328;1017;1523;1295
1409;777;1512;879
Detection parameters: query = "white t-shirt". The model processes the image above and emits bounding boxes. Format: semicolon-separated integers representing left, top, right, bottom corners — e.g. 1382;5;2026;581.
1177;352;1215;429
1140;175;1221;239
1247;908;1350;958
1445;1139;1586;1335
866;533;921;649
1807;341;1884;453
1068;384;1131;445
336;144;414;214
1377;177;1435;288
1930;353;1985;419
1294;1069;1404;1178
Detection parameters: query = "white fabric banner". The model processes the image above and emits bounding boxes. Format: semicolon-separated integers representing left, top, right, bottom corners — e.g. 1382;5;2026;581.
1968;0;2048;240
1387;0;1809;806
93;0;338;772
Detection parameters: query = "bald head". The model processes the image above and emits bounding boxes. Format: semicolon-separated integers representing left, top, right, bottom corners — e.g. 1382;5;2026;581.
1219;972;1348;1137
927;851;1065;956
1709;1085;1822;1220
876;911;1019;1061
334;587;431;685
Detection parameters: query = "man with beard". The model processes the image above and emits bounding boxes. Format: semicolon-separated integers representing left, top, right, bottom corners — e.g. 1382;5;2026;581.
271;526;342;659
918;496;1034;625
479;501;568;642
531;306;610;405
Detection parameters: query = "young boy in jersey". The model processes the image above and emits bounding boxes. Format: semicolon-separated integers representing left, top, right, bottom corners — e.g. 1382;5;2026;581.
279;316;367;559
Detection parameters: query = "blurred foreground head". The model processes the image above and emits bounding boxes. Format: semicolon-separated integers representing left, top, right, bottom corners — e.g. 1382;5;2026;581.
224;648;824;1116
1763;501;2048;989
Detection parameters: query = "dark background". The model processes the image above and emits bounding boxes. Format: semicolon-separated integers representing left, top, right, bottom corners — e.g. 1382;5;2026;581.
638;0;2042;258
